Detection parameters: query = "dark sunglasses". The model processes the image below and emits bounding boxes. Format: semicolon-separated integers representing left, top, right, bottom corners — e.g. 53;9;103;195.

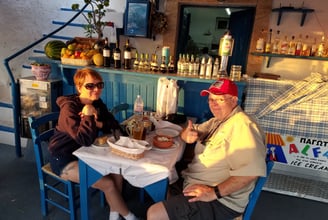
83;82;105;90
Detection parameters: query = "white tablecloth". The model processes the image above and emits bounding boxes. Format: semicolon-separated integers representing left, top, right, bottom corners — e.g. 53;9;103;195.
73;134;184;188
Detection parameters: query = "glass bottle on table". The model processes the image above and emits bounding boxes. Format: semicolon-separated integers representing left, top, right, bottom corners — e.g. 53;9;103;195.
103;37;110;67
113;41;121;68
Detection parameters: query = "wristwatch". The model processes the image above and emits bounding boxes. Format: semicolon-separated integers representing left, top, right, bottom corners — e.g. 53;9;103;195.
214;186;222;199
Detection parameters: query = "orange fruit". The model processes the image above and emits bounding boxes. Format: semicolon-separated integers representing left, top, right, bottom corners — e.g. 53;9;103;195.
93;53;104;66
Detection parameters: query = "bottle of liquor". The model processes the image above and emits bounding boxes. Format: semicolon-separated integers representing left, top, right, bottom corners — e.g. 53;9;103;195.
124;39;132;69
280;35;289;55
272;30;280;54
295;34;303;56
301;35;310;56
113;41;121;69
160;56;167;73
103;37;110;67
265;29;272;53
199;57;206;79
177;53;182;75
138;53;144;71
193;57;200;76
310;37;317;56
205;57;213;79
151;54;159;72
143;53;150;71
188;54;195;76
168;55;175;73
212;57;219;79
287;35;296;55
133;51;139;70
316;35;325;57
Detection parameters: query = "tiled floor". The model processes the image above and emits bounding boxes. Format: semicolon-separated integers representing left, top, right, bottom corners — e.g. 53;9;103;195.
1;143;327;220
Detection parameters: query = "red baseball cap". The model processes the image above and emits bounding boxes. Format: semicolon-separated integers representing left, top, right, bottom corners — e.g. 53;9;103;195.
200;78;238;97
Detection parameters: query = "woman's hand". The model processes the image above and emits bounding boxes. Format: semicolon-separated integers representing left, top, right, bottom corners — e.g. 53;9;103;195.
183;184;217;202
81;104;97;116
80;105;104;128
181;120;198;143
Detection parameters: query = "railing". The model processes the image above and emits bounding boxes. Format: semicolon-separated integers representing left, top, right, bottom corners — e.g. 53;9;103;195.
1;4;89;157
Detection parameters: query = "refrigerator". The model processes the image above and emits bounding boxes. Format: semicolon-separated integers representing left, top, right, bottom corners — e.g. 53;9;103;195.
19;76;62;138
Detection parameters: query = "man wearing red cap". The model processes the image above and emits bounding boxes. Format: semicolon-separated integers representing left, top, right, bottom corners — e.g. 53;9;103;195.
147;78;267;220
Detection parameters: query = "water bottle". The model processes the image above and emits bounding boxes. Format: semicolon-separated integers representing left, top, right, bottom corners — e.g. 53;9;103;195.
134;95;144;120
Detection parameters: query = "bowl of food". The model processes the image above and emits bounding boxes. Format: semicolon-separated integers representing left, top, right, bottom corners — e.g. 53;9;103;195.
152;135;173;149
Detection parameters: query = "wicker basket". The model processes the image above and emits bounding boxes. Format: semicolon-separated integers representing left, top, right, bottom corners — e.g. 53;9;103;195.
107;137;148;160
31;64;51;80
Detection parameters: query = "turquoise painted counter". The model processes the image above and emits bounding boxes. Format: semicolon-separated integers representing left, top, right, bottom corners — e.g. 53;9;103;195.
30;56;247;122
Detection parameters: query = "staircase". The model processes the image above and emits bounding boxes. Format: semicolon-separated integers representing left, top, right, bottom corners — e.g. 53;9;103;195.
1;4;89;157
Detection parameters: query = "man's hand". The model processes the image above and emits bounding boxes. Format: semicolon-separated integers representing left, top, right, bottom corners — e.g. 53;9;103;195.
181;120;198;143
183;184;217;202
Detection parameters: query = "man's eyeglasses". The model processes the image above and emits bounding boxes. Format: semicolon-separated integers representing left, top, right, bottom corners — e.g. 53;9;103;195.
83;82;105;90
208;97;232;104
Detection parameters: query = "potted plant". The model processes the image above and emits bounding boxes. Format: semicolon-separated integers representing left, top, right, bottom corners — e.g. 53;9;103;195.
30;62;51;80
72;0;113;40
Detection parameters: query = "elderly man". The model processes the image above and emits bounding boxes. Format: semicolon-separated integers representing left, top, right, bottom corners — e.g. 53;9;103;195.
147;78;267;220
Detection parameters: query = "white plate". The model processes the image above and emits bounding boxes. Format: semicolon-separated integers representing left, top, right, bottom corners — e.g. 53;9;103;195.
155;128;180;137
152;142;178;152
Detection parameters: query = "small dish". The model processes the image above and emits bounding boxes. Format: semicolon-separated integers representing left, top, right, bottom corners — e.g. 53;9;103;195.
155;128;180;137
153;135;174;149
152;142;178;152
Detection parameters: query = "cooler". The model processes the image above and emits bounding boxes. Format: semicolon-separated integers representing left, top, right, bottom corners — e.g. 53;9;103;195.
19;76;62;138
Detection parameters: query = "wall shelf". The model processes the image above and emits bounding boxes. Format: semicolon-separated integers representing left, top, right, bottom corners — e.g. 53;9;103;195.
272;7;314;26
251;52;328;68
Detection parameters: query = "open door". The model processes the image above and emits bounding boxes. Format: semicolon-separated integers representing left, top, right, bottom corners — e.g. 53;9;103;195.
228;8;255;74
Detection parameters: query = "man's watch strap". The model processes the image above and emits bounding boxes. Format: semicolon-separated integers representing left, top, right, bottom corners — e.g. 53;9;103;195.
214;186;222;199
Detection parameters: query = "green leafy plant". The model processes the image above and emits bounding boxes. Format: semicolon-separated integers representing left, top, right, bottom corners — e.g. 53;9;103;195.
72;0;111;39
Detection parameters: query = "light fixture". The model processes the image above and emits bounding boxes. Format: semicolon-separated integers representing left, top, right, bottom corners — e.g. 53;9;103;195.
225;8;231;16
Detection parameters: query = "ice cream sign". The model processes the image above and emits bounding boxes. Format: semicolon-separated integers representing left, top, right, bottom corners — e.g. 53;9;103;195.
266;133;328;172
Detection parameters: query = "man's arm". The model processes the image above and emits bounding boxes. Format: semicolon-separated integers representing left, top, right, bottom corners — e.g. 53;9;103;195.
183;175;258;202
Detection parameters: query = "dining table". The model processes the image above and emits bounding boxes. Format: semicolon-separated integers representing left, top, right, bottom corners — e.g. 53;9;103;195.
73;128;186;220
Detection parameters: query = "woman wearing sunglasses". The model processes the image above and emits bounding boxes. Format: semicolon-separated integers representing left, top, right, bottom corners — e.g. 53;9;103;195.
48;68;139;220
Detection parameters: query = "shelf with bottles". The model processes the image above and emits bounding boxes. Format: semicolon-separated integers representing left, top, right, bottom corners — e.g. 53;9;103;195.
251;52;328;68
272;6;315;26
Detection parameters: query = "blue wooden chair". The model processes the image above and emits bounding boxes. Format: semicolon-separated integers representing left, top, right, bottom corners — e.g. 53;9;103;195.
29;112;106;220
110;103;129;122
240;160;275;220
28;112;79;220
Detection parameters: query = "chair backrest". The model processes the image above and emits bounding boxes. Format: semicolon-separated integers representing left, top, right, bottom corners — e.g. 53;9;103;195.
110;103;129;122
242;160;274;220
28;112;59;171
